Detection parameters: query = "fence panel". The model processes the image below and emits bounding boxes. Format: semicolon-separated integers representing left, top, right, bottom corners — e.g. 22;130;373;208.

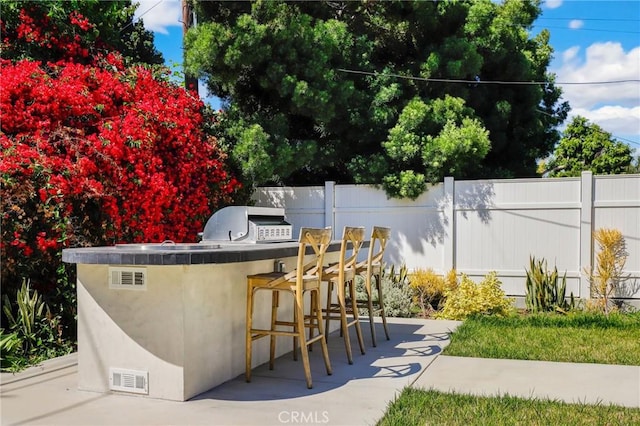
334;184;446;267
253;186;326;235
593;175;640;298
253;173;640;301
454;178;583;296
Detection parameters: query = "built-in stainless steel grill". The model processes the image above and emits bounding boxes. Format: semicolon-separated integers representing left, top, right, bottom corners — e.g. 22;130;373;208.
200;206;293;243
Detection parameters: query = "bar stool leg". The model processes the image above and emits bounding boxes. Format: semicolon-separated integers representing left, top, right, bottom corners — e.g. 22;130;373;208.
245;284;254;382
295;292;313;389
348;278;366;355
337;281;354;364
376;274;390;340
313;288;333;376
366;275;378;347
290;293;299;361
270;291;279;368
324;281;333;340
308;291;316;351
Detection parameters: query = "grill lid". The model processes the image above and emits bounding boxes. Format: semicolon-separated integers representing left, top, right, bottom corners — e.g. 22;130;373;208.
201;206;292;243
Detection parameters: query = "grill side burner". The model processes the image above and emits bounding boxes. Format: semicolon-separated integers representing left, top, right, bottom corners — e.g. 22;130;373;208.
201;206;293;243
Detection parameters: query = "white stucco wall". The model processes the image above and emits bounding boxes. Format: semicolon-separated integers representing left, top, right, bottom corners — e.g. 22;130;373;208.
77;251;340;401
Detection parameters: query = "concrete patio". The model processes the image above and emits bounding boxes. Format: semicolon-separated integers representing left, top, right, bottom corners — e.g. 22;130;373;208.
2;317;639;426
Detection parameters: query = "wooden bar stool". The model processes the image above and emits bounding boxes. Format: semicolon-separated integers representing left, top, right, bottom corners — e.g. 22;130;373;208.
245;227;332;389
322;226;366;364
355;226;391;347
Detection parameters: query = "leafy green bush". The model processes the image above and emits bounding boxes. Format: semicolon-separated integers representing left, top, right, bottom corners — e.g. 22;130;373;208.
436;272;515;320
355;263;413;318
380;280;413;318
1;279;73;372
525;256;575;313
0;330;24;371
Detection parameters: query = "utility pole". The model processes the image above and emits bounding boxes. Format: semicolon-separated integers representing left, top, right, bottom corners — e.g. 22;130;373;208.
182;0;199;95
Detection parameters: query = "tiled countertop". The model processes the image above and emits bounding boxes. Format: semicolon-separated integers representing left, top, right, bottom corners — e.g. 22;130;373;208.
62;241;347;265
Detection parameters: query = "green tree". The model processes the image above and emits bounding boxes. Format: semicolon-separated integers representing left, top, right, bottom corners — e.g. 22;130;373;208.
543;116;633;177
0;0;162;65
626;153;640;173
186;0;568;199
380;96;490;197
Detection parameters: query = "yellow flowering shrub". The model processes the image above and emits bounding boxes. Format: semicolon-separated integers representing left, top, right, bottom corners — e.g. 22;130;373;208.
436;272;515;320
409;268;457;316
586;228;628;315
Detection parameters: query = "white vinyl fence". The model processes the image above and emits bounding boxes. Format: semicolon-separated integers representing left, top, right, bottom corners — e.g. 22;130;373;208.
252;172;640;302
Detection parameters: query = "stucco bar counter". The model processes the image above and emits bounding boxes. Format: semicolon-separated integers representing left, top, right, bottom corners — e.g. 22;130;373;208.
62;242;342;401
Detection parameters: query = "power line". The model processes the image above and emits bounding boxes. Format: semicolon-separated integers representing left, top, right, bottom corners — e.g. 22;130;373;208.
615;135;640;147
536;109;640;147
534;25;640;35
537;17;640;22
336;68;640;86
121;0;164;33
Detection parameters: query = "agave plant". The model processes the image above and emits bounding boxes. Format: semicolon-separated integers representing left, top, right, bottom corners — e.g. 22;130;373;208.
2;279;48;354
525;257;575;313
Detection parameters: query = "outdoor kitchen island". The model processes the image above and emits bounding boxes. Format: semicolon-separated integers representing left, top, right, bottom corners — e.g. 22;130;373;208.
62;240;344;401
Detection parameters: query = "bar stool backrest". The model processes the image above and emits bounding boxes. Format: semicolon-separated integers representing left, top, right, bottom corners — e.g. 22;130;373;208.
295;227;332;291
367;226;391;276
339;226;366;274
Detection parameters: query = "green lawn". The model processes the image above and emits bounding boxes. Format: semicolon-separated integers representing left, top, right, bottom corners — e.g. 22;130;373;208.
377;388;640;426
443;311;640;365
377;311;640;425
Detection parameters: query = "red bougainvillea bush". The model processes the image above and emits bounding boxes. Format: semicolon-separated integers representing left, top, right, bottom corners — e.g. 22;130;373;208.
0;53;240;297
0;6;240;362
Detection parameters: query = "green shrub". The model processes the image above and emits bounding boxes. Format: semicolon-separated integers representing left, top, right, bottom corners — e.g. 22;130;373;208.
2;279;47;354
436;272;515;320
525;256;575;313
356;263;413;318
1;279;73;372
0;330;24;371
380;278;413;318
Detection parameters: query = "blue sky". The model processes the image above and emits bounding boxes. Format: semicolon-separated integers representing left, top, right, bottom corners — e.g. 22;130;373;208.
135;0;640;151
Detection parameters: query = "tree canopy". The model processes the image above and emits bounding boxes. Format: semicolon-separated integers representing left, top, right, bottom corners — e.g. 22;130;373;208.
185;0;569;199
0;0;163;65
541;116;633;177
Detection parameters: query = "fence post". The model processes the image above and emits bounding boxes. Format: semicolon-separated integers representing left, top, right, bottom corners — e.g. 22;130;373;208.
444;176;455;273
325;181;335;238
579;171;593;299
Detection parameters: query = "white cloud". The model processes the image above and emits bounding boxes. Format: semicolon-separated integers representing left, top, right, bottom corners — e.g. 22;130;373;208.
555;43;639;108
569;106;640;138
544;0;563;9
133;0;182;34
553;42;640;140
562;46;580;62
568;20;583;30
